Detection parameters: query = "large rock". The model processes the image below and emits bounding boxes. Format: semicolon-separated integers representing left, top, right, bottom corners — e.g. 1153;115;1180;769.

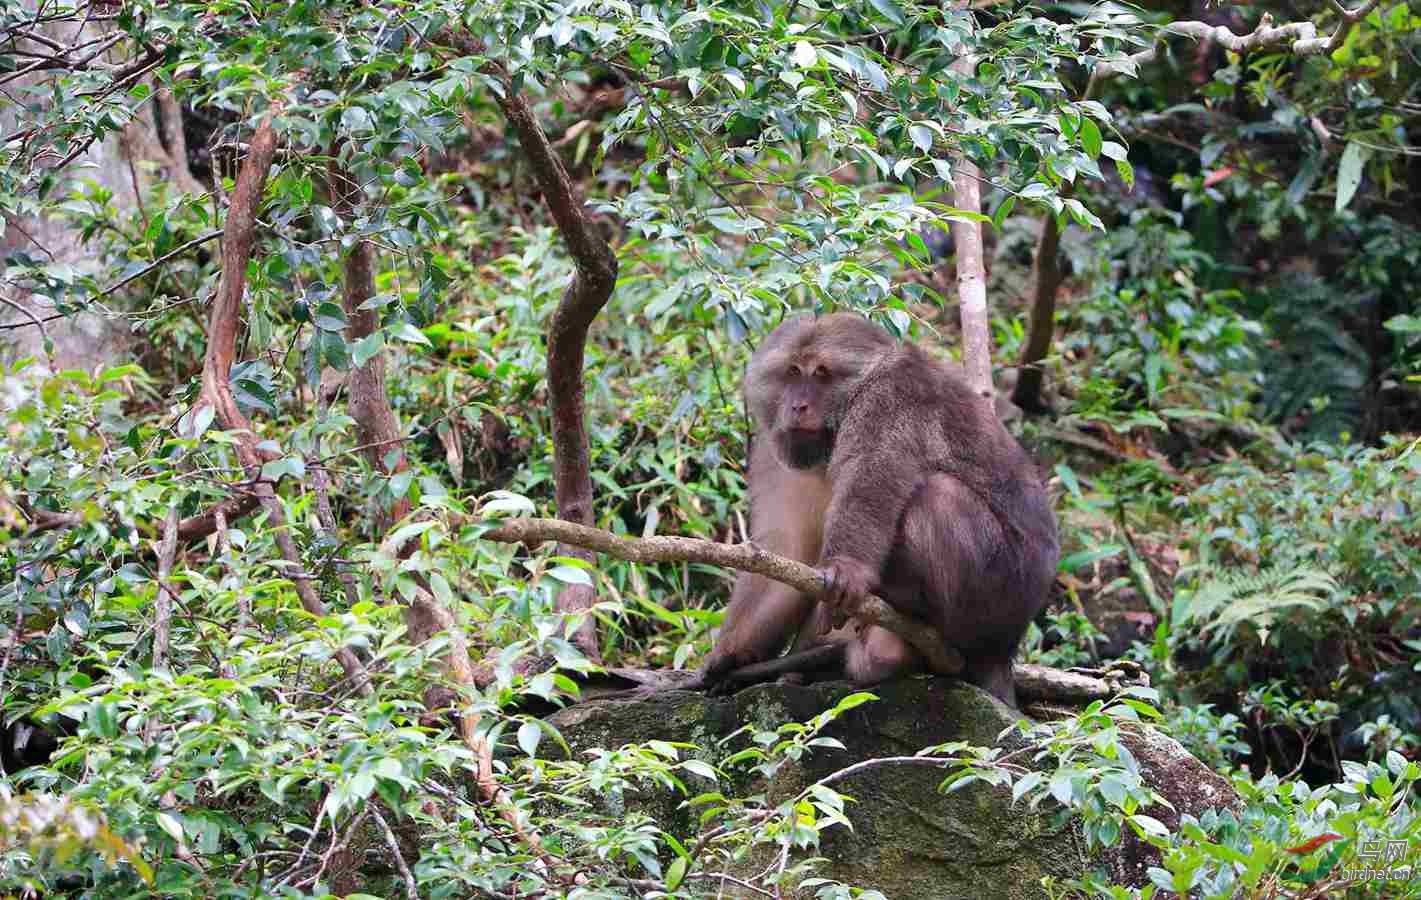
546;676;1237;899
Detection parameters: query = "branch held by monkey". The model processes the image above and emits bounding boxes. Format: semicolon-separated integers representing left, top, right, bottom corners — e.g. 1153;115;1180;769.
479;517;1146;704
480;516;968;678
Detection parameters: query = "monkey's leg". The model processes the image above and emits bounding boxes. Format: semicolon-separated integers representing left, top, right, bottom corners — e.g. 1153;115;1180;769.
842;621;921;684
702;576;817;685
893;474;1038;707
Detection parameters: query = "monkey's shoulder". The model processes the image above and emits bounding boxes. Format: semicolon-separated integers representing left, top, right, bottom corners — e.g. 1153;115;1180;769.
853;344;981;413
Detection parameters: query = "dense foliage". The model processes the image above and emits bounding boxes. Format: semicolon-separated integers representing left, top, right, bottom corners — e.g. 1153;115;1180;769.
2;0;1420;896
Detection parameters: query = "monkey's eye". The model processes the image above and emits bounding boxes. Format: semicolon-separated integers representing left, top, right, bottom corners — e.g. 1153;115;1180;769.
814;365;830;380
787;365;802;378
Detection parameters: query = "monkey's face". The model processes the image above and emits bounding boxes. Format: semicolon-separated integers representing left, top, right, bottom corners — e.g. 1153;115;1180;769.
746;313;895;471
774;364;837;469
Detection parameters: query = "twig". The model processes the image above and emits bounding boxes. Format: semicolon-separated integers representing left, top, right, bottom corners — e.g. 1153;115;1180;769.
0;295;52;357
371;806;418;900
92;229;223;302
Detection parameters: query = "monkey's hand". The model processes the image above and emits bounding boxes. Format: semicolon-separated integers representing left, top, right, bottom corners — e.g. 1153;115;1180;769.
818;557;877;635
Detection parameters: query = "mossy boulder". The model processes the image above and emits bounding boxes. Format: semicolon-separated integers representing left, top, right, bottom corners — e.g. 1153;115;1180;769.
546;676;1237;899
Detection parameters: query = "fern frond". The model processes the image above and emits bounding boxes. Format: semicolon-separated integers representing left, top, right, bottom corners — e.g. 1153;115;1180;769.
1182;565;1339;646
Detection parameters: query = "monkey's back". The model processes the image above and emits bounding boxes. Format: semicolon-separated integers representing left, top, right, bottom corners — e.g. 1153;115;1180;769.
845;344;1060;653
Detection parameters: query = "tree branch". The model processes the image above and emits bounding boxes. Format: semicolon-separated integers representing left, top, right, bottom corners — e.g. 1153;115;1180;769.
480;517;965;676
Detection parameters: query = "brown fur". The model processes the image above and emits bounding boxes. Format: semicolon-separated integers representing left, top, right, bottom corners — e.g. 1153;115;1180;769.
701;313;1059;706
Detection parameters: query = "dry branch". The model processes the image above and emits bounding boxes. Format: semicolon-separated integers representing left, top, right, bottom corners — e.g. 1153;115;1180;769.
480;517;965;675
491;74;619;661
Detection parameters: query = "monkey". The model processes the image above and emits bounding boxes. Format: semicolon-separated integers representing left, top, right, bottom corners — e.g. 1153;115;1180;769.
699;313;1058;706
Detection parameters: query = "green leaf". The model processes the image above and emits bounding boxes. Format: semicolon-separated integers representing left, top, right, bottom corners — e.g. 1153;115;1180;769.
352;332;384;367
545;565;592;586
429;571;453;605
388;470;413;499
1079;117;1103;158
682;759;719;780
1130;814;1169;838
1384;314;1421;333
792;40;817;67
1286;153;1322;206
393;322;432;346
909;124;934;153
88;702;118;739
156;812;184;843
517;721;542;757
1114;156;1135;190
314;302;346;332
1334;140;1372;213
480;491;535;517
992;196;1016;231
261;456;306;482
666;856;688;891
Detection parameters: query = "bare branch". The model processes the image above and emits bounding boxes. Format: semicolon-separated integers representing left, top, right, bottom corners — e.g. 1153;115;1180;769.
370;806;418;900
480;517;965;675
0;295;52;358
1100;4;1383;80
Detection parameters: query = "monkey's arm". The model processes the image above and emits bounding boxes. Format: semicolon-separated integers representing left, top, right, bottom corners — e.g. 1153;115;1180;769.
817;380;935;618
702;440;828;683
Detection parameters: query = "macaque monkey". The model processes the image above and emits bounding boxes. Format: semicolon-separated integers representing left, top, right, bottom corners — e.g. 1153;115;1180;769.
701;313;1058;706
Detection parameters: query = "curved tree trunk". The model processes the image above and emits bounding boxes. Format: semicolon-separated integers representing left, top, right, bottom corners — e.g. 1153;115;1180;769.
494;80;618;661
1010;210;1065;414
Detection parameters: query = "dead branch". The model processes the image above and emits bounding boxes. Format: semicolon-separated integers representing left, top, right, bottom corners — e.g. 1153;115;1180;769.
491;72;619;662
480;517;965;676
1100;3;1385;80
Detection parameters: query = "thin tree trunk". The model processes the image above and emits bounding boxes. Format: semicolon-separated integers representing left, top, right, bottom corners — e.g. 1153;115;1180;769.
197;111;371;696
329;160;411;532
1011;206;1065;414
949;46;993;409
493;77;618;662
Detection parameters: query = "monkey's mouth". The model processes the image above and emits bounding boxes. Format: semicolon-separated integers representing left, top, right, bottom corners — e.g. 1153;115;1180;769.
778;428;832;469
